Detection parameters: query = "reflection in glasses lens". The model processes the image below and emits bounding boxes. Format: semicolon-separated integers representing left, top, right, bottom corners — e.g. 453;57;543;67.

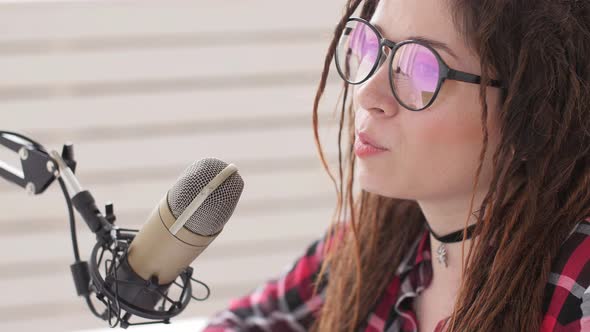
335;19;442;111
391;42;440;110
336;20;380;84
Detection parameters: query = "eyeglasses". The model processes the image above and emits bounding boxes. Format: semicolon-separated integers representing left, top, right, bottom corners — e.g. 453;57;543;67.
334;17;504;111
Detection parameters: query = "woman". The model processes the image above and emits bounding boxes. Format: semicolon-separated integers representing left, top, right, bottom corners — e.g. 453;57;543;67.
204;0;590;331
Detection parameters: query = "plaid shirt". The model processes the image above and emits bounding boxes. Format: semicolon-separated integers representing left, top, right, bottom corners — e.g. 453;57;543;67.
203;217;590;331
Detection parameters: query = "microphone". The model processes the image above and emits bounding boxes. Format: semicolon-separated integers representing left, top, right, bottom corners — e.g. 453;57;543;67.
108;158;245;313
0;131;246;327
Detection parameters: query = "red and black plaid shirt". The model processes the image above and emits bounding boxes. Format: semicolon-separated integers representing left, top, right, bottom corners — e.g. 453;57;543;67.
203;217;590;331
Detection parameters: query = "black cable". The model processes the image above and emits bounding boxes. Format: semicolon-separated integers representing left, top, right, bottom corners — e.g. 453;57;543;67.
189;276;211;301
1;131;83;265
174;277;210;301
56;173;109;319
0;130;82;262
85;294;108;320
57;176;81;262
0;131;107;319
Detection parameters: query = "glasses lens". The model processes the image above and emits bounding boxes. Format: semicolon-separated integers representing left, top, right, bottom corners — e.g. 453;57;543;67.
391;42;440;110
336;20;380;84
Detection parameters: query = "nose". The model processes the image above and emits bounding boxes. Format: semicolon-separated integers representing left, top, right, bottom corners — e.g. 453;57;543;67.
353;47;401;117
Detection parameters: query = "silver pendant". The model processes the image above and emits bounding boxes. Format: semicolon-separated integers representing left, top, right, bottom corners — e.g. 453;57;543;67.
436;243;448;268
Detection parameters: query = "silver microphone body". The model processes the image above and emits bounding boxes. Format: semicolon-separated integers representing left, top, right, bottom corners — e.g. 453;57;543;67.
126;194;219;285
111;158;244;311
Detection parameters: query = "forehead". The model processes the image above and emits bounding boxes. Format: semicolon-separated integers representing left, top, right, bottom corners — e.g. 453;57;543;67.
371;0;460;49
369;0;480;69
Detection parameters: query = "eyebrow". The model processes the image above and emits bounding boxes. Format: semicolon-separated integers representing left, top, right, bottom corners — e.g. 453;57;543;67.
372;23;458;60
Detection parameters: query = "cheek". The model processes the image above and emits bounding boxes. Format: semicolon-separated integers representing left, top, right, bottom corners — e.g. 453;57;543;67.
417;107;482;152
408;116;483;192
418;114;483;152
407;85;501;186
419;81;500;147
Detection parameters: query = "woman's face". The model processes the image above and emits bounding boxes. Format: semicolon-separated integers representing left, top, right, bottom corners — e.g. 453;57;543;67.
353;0;503;202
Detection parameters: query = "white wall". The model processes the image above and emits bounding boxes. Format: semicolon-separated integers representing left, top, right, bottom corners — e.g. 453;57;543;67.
0;1;346;330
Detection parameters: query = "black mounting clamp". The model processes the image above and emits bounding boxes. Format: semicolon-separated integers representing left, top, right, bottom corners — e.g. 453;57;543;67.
0;131;77;195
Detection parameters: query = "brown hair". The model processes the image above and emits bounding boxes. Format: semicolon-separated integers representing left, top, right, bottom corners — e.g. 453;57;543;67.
310;0;590;331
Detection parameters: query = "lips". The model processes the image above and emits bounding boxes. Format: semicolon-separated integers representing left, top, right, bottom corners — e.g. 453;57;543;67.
356;131;388;150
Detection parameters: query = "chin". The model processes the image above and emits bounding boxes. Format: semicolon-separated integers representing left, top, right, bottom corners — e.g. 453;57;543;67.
357;168;390;196
357;168;414;200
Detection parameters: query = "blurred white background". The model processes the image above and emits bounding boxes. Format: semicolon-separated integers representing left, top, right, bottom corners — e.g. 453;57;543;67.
0;0;347;330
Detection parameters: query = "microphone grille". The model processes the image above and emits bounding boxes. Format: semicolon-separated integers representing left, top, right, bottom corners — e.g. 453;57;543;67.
167;158;244;236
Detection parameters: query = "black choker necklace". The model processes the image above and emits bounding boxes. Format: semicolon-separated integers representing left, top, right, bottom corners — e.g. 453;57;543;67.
424;222;477;268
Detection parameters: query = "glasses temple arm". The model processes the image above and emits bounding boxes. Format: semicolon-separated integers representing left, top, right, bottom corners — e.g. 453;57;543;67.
447;69;504;88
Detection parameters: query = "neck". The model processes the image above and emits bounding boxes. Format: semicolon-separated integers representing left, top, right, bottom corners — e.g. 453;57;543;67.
427;233;474;290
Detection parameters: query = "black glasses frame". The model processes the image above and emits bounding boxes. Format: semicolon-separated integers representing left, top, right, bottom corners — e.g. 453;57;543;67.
334;17;504;111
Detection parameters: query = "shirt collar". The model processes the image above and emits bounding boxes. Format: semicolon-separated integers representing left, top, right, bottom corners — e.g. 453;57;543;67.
396;225;432;277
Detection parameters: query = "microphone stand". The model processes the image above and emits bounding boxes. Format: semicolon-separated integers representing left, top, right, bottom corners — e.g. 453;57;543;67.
0;131;210;328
